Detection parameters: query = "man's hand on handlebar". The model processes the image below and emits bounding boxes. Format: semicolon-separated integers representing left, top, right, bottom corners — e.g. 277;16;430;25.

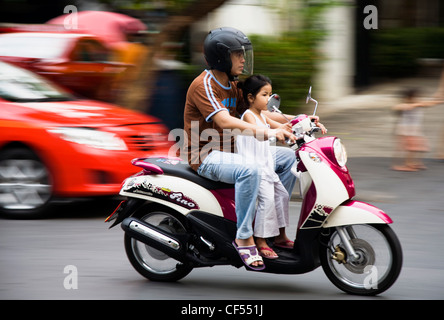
267;128;297;144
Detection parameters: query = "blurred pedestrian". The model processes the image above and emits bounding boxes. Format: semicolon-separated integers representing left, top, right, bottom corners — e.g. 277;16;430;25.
433;68;444;159
437;125;444;160
392;88;442;171
111;32;149;105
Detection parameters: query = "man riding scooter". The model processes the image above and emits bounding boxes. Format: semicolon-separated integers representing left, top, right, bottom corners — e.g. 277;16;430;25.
106;27;402;296
183;27;325;270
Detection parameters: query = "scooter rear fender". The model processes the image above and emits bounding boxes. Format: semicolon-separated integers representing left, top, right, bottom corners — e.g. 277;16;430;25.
323;200;392;228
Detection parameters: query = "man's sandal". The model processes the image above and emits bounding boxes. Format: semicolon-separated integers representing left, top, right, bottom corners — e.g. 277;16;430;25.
232;241;265;271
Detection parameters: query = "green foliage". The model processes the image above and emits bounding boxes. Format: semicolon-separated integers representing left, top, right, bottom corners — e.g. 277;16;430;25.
371;27;444;78
249;31;322;114
245;0;339;114
98;0;195;13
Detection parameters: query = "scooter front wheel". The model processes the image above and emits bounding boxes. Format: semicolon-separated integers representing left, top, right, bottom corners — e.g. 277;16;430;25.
320;224;402;296
124;210;193;282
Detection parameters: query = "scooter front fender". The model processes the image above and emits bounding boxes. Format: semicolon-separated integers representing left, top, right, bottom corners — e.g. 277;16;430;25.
323;200;392;228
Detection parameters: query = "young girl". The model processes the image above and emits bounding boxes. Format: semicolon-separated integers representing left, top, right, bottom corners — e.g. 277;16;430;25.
236;75;293;259
392;88;442;171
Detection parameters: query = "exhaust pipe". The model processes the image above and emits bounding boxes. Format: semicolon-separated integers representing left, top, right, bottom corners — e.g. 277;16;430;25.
121;217;187;262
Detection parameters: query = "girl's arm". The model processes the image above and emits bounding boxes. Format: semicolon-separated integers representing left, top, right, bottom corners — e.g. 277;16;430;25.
394;99;443;111
264;111;327;134
394;102;420;111
264;115;292;130
420;99;444;107
244;112;292;133
212;110;296;142
264;110;292;123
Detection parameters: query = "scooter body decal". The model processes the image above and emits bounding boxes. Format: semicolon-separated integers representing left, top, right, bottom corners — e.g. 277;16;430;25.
124;179;199;210
301;204;333;229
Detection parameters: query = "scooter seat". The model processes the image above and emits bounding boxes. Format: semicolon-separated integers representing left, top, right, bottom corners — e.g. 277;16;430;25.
143;158;234;190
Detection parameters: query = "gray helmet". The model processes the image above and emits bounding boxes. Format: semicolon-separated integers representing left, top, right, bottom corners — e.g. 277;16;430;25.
203;27;253;80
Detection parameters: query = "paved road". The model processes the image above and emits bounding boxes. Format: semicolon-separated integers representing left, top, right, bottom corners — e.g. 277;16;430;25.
1;156;443;300
1;77;444;301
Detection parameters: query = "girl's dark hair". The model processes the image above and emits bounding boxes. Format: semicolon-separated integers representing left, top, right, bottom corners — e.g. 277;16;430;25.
237;74;271;114
402;88;419;100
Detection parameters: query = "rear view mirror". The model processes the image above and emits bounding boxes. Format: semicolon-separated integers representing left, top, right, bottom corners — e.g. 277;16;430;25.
267;94;281;112
306;86;312;104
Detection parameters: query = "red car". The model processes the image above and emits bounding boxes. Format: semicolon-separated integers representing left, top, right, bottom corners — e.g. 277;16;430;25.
0;61;173;219
0;32;129;101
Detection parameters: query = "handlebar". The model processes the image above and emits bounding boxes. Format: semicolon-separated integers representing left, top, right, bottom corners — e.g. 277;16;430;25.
268;114;321;146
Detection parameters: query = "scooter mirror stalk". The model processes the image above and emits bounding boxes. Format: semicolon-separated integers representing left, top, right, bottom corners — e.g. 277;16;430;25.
306;86;319;117
306;86;312;104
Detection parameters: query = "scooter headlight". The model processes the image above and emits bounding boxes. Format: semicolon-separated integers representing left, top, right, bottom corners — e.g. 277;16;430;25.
333;138;347;167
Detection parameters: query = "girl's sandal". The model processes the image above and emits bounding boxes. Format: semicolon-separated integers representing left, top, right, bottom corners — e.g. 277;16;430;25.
259;247;279;259
274;240;294;249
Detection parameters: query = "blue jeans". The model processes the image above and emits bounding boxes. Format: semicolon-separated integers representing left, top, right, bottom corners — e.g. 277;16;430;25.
198;150;260;239
270;146;297;196
197;147;296;240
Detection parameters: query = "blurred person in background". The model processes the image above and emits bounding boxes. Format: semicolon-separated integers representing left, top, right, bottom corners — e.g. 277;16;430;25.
433;67;444;159
111;31;149;104
148;42;187;131
392;88;442;171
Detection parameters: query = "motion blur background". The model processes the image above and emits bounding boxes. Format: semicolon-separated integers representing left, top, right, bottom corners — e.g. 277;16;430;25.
1;0;444;118
1;0;444;219
1;0;444;299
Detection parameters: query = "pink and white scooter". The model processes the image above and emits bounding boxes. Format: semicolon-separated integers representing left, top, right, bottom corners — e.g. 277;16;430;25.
106;88;402;296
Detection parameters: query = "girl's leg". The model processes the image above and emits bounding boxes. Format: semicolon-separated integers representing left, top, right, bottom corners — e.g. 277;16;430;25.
270;146;297;196
253;179;279;238
273;181;293;246
254;179;279;258
392;135;417;171
274;181;290;228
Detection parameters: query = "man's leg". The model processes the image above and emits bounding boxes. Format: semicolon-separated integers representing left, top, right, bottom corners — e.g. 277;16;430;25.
197;150;261;240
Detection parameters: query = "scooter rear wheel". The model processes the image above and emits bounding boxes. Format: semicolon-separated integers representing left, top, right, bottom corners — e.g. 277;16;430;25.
124;209;193;282
320;224;402;296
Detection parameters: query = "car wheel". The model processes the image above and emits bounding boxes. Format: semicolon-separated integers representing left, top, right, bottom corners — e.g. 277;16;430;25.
0;147;53;219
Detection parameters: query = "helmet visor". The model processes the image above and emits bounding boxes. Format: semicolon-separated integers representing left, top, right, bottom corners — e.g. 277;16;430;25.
242;46;254;76
231;46;253;77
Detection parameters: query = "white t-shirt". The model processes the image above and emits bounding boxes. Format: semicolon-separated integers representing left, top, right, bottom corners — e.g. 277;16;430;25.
396;108;424;137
